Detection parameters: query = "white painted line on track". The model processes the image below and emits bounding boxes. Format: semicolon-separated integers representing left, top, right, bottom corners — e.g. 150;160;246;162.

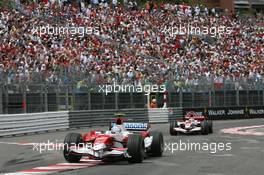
211;154;235;157
0;142;36;146
4;172;52;175
240;147;262;150
5;157;102;175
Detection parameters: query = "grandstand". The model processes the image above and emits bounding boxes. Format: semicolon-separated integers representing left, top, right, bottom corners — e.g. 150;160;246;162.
0;1;263;85
0;0;263;113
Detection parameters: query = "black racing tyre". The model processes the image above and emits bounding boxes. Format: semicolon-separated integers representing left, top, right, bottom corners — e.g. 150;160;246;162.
149;131;164;157
63;133;83;163
127;134;144;163
201;121;209;135
207;120;213;133
170;122;178;135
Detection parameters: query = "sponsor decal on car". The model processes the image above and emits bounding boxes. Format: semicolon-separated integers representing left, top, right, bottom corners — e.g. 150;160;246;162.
111;122;149;130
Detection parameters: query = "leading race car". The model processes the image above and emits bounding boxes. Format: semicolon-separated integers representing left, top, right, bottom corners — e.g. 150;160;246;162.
63;114;164;163
170;111;213;135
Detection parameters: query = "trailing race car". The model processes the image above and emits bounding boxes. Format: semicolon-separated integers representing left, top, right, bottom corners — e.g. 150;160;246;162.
170;111;213;135
63;115;163;163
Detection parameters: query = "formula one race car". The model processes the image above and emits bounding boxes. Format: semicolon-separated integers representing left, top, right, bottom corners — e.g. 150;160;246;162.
170;111;213;135
63;115;163;163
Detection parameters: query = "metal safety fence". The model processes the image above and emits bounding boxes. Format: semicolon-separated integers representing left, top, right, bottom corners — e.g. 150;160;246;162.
2;105;264;137
0;83;264;114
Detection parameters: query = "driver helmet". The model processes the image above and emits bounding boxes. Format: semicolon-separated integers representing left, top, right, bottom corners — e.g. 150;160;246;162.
116;118;123;125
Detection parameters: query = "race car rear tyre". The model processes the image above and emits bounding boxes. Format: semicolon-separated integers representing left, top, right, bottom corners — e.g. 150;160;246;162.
150;131;164;157
63;133;83;163
201;121;209;135
207;120;213;133
170;122;178;135
127;134;144;163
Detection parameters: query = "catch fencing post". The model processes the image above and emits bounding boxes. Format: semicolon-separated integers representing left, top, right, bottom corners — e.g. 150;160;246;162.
191;90;195;107
66;86;69;111
146;92;150;108
168;92;171;107
0;84;2;114
246;89;249;106
208;90;212;107
211;81;215;107
263;88;264;106
179;88;183;107
115;92;118;109
56;85;59;111
4;85;8;114
258;90;261;106
130;92;133;108
40;85;44;112
22;85;27;113
44;84;48;112
102;93;105;109
168;92;173;107
72;86;75;111
223;85;226;107
88;90;91;110
236;89;240;106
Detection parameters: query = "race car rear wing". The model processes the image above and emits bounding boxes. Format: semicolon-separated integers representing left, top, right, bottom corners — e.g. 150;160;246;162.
110;122;150;131
184;115;205;120
184;111;206;121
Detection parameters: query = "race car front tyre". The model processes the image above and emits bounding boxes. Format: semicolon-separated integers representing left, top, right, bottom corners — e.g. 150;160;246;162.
127;134;144;163
201;121;209;135
207;120;213;133
150;131;164;157
63;133;83;163
170;122;178;135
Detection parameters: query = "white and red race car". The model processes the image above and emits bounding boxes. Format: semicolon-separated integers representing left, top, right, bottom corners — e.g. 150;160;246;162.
63;117;163;163
170;111;213;135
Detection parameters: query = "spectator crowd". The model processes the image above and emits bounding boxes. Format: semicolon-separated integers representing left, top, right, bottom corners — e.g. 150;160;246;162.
0;0;263;91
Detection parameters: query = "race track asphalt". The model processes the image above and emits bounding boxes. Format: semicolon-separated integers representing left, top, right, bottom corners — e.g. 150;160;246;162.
0;119;264;175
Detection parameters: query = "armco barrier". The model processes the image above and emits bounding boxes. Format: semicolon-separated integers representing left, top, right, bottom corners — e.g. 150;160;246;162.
182;106;264;120
69;108;148;128
148;108;170;123
168;108;183;121
0;111;69;137
148;108;182;123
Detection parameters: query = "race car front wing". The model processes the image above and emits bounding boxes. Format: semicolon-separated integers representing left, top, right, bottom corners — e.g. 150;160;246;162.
173;127;201;133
